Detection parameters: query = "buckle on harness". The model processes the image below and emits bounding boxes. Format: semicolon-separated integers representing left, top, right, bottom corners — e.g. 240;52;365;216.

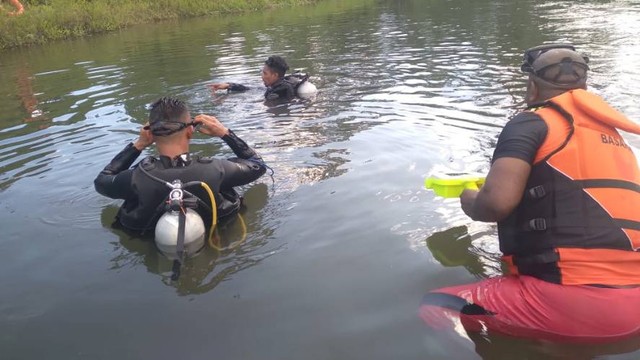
528;218;547;231
528;185;546;199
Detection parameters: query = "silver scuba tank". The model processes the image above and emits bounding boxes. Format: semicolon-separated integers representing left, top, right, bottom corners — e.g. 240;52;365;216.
154;208;205;260
287;72;317;99
296;81;317;99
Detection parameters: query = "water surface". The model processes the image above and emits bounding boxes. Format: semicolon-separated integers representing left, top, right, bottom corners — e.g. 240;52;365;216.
2;0;640;358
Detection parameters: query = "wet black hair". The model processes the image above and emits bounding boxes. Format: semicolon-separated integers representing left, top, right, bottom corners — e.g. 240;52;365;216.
264;56;289;78
149;97;188;124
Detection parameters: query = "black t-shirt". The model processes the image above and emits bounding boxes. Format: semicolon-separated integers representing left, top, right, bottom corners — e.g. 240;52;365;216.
491;112;549;165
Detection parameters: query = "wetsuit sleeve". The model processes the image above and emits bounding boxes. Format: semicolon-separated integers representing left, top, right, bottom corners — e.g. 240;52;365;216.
218;130;266;189
228;83;250;92
94;142;140;199
222;129;260;160
491;112;548;165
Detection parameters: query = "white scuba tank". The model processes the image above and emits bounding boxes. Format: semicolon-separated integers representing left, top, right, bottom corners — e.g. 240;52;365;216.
296;80;317;99
154;209;205;260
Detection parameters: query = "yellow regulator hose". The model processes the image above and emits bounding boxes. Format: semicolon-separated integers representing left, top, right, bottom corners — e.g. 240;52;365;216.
200;182;247;251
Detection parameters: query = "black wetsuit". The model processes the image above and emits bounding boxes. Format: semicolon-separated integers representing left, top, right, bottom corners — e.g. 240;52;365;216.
94;130;266;232
227;76;298;101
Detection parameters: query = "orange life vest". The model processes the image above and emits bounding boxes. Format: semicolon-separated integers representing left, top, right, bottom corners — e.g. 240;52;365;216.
500;89;640;285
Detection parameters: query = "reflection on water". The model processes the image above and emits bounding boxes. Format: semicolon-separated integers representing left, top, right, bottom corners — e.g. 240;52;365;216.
425;225;503;280
1;0;640;358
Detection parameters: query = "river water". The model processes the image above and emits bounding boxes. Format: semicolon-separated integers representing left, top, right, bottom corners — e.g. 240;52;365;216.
2;0;640;359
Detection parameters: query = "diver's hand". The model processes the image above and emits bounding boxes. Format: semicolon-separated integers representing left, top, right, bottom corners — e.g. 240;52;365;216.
194;114;229;137
208;83;230;91
133;122;154;150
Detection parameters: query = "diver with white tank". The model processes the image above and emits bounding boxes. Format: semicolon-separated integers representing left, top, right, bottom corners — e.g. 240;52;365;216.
94;97;267;278
209;55;317;101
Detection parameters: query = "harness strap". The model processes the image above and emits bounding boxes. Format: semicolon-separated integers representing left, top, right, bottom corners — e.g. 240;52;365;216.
171;208;186;281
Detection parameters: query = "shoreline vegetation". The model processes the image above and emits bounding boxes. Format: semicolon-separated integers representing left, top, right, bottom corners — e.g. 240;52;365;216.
0;0;320;50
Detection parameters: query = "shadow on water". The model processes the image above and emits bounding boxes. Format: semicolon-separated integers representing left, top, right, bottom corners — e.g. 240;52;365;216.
99;183;278;296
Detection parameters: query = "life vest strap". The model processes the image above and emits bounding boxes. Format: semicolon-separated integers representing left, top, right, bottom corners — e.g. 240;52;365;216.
520;217;640;232
614;219;640;231
525;179;640;203
577;179;640;193
513;251;560;266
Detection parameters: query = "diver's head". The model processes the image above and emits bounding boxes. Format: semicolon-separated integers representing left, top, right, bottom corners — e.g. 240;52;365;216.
147;97;197;153
520;44;589;105
262;55;289;86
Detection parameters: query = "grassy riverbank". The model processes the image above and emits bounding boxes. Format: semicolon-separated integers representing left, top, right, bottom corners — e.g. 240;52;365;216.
0;0;320;50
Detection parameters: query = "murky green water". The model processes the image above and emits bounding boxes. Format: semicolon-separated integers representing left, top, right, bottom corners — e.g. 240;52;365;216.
2;0;640;358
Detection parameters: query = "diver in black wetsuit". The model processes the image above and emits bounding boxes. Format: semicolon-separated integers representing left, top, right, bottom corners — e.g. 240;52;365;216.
94;97;266;232
209;55;309;101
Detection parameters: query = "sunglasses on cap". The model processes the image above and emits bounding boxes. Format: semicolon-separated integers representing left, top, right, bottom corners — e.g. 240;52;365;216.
144;119;202;137
520;43;587;74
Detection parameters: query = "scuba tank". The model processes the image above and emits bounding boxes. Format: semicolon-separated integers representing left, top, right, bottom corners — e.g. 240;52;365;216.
284;72;317;99
139;165;218;281
296;81;317;98
154;186;206;260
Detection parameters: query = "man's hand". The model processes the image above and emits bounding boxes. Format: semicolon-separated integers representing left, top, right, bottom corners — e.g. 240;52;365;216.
208;83;230;91
460;189;479;219
195;114;229;137
133;123;154;150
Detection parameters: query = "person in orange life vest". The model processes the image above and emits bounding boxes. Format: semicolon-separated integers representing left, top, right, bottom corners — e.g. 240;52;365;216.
420;44;640;343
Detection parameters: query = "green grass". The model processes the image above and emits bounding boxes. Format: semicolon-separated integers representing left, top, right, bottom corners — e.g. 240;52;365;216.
0;0;320;49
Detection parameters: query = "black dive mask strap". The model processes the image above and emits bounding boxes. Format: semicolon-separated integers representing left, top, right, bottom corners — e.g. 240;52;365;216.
145;120;201;137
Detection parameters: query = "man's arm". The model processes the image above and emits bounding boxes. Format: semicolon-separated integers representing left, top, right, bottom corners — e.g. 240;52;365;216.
218;131;267;189
194;114;266;189
209;83;250;92
94;126;154;199
460;157;531;222
460;112;547;222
